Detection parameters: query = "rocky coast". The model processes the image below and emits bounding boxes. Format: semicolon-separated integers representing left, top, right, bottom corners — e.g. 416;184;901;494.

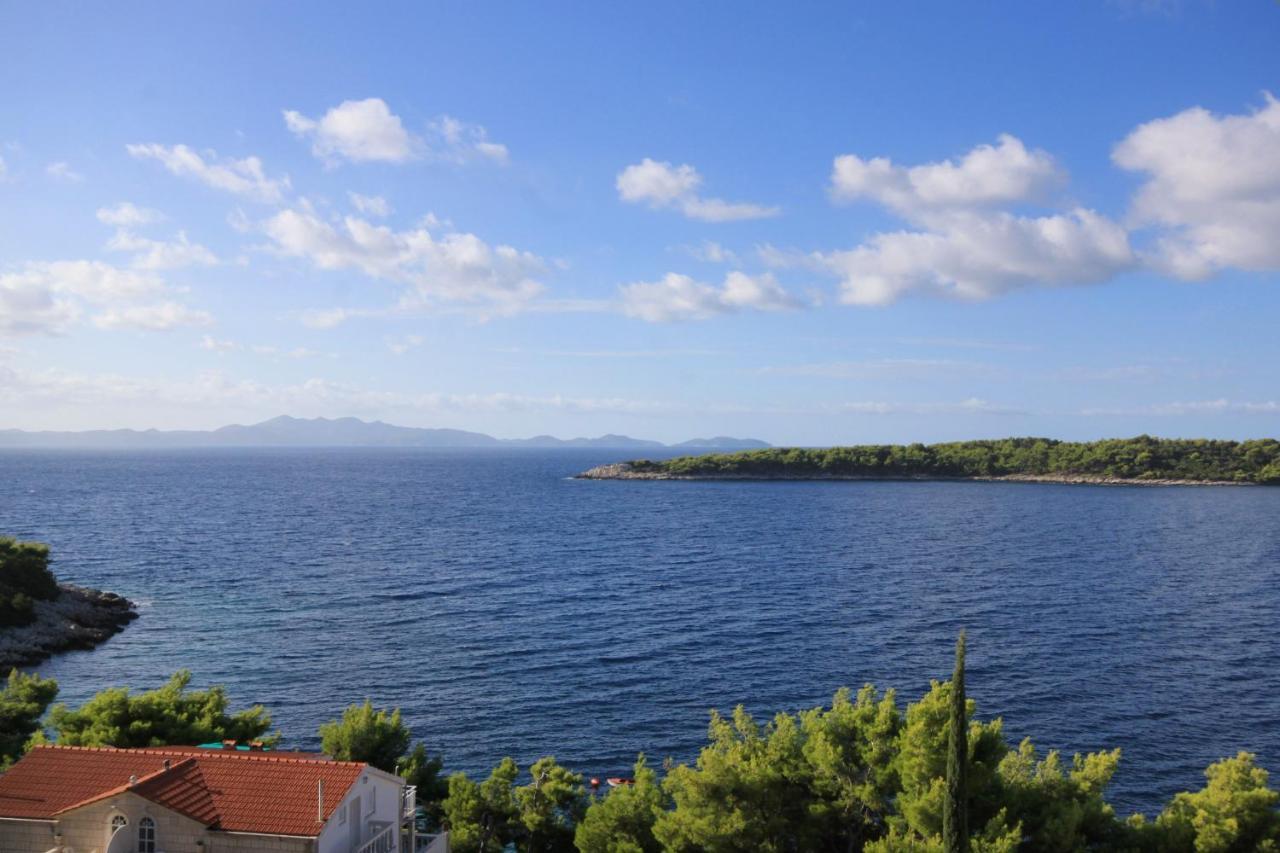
0;584;137;670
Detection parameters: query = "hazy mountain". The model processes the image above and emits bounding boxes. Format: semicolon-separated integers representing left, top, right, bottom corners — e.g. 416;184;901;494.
673;437;773;450
0;416;770;451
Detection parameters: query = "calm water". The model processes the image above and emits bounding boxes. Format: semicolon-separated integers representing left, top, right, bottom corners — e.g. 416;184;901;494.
2;448;1278;815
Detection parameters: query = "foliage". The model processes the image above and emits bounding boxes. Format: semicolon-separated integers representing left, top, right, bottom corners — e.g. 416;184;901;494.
515;756;590;852
0;669;58;768
319;700;411;772
39;669;276;748
319;701;448;825
945;631;969;853
0;537;59;627
630;437;1280;484
574;755;666;853
1141;752;1280;852
443;757;522;852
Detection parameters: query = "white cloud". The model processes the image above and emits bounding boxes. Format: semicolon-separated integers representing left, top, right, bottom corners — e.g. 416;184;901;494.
1081;399;1280;416
427;115;509;165
127;143;289;203
620;271;799;322
822;208;1134;305
818;136;1133;304
1113;94;1280;278
97;202;164;227
830;134;1061;218
106;229;217;270
45;161;84;182
262;208;546;316
285;98;416;165
682;240;739;265
92;301;213;331
0;260;207;335
761;358;994;380
284;100;509;167
616;159;779;222
348;192;392;217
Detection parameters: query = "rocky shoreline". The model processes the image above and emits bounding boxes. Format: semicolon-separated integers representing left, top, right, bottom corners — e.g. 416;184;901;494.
575;462;1250;487
0;583;138;671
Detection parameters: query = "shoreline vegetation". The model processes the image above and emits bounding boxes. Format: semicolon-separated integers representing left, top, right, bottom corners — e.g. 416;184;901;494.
577;436;1280;486
4;638;1278;852
0;538;137;670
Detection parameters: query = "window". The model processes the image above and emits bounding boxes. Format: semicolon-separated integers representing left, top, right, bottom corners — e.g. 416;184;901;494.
137;816;155;853
110;814;128;834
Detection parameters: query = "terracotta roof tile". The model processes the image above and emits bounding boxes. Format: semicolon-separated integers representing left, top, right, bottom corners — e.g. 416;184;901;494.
0;745;372;837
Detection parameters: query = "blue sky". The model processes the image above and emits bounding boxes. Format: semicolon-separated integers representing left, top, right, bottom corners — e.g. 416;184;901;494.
2;1;1278;444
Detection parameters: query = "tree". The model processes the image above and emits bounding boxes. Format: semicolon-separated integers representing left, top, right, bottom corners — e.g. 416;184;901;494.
1148;751;1280;852
0;537;58;627
515;756;589;852
0;669;58;768
996;739;1123;852
41;670;275;747
944;631;969;853
318;702;447;825
653;705;820;852
319;700;411;772
443;758;521;853
575;755;665;853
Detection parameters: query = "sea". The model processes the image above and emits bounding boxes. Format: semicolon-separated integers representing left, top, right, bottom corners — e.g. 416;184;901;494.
2;448;1278;816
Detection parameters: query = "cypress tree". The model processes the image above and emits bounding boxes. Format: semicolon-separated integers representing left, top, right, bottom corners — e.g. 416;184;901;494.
943;630;969;853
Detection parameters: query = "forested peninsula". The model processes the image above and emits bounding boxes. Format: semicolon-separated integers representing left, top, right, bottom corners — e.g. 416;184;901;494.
578;437;1280;485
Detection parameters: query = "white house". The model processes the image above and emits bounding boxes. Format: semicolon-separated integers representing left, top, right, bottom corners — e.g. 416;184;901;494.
0;744;447;853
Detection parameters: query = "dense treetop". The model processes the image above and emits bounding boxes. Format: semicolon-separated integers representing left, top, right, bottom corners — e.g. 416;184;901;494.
626;437;1280;483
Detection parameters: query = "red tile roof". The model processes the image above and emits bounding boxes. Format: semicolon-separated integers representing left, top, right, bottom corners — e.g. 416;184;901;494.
0;746;372;837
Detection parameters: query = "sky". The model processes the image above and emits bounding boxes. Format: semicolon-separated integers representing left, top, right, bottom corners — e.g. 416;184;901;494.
1;1;1278;445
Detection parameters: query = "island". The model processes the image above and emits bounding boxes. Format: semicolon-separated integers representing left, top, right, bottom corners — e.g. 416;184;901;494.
577;436;1280;485
0;537;137;670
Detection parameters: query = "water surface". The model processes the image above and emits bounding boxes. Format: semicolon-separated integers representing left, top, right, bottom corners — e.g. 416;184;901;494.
2;448;1277;815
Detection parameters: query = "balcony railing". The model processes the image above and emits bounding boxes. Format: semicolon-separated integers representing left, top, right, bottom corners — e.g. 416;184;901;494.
355;822;396;853
402;784;417;820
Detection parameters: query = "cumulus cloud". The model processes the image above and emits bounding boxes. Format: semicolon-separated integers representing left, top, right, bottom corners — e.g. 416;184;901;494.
348;192;392;217
620;271;799;322
127;143;289;203
285;98;416;165
0;260;214;335
284;99;509;167
822;208;1134;305
1113;94;1280;278
818;135;1133;304
45;161;84;182
616;159;779;222
830;134;1062;218
262;208;546;316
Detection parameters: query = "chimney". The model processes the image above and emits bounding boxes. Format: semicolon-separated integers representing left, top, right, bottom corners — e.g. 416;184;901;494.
163;759;171;770
317;779;325;824
129;775;138;787
222;740;237;751
249;741;265;751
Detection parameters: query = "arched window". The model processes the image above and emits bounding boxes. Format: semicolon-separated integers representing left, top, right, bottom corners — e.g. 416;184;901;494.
137;816;156;853
110;814;128;834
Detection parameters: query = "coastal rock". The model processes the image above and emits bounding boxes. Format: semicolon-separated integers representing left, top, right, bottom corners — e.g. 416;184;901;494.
0;583;138;670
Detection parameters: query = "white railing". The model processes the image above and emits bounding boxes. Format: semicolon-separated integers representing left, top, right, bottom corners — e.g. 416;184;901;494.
402;784;417;819
355;822;397;853
415;832;449;853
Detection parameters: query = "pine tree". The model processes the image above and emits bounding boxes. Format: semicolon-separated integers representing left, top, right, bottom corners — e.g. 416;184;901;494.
943;630;969;853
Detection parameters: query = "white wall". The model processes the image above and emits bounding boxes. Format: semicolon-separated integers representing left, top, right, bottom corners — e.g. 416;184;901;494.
316;768;405;853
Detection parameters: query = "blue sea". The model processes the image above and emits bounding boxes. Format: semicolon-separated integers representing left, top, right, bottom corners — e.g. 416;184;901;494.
2;448;1278;816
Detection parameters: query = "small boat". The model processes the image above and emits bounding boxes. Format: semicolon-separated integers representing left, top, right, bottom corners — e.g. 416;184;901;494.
606;777;635;787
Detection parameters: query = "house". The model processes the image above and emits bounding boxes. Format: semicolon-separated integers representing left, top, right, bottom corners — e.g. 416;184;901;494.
0;744;446;853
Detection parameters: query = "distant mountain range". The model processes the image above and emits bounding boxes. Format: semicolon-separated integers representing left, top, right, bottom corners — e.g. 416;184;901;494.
0;416;771;451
